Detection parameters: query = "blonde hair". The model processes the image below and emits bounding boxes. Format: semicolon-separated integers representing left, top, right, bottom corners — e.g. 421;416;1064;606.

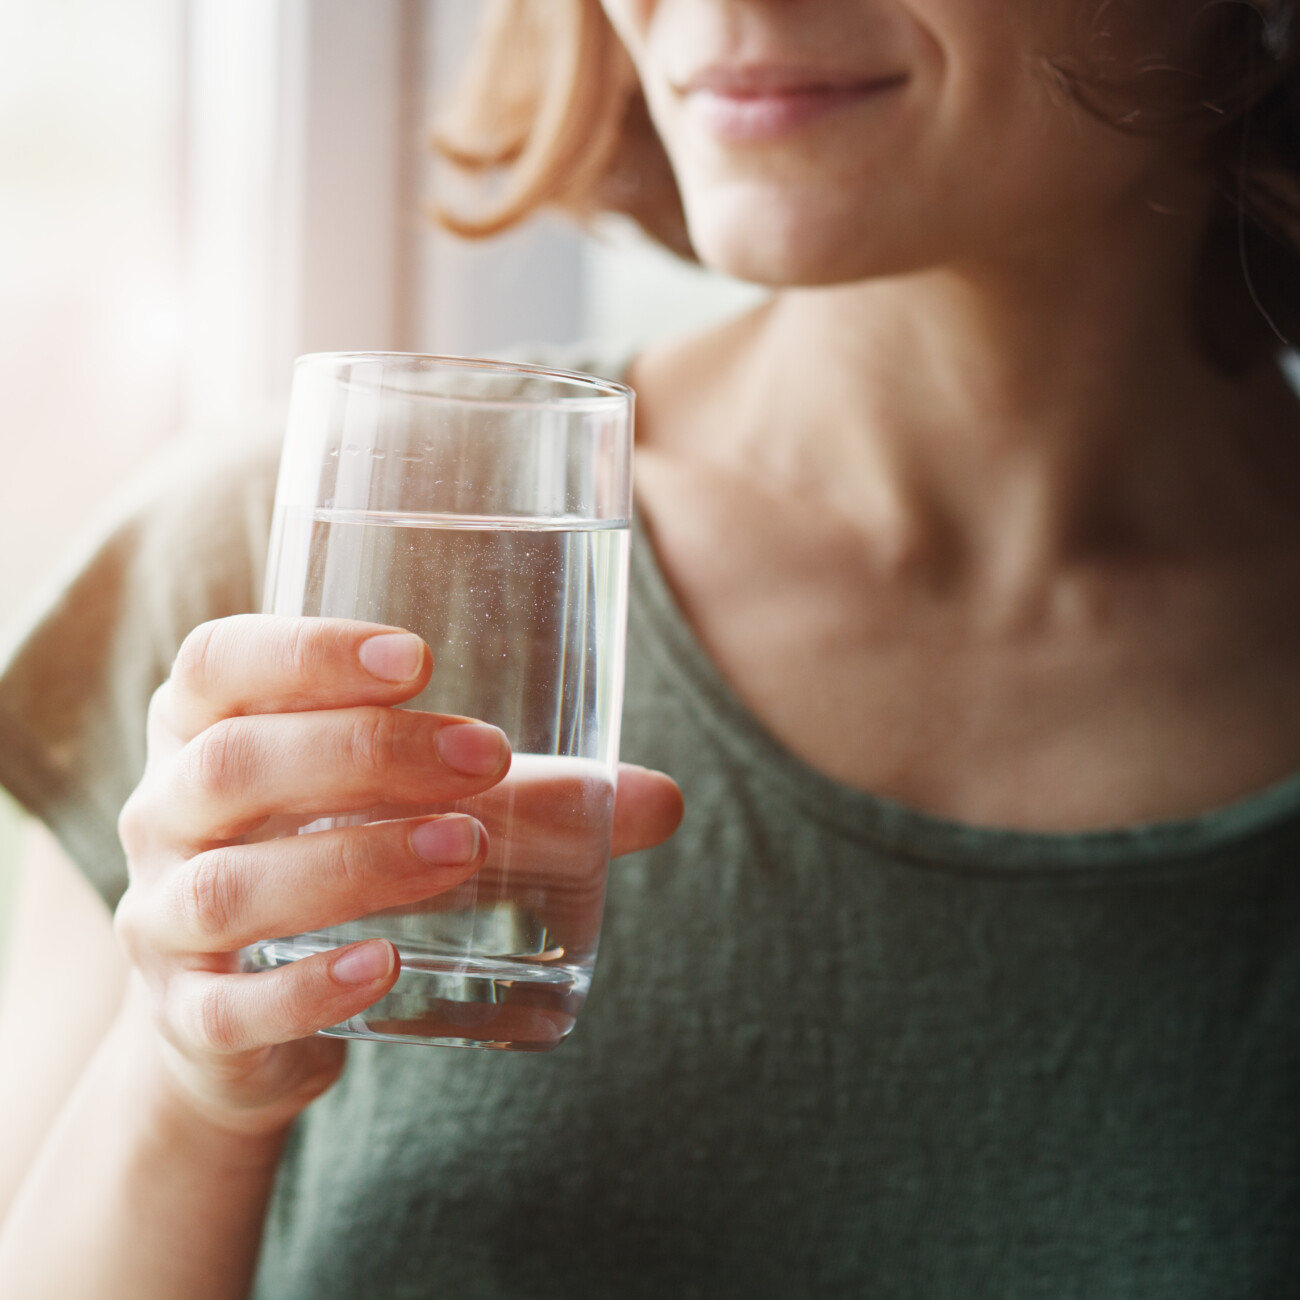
431;0;691;257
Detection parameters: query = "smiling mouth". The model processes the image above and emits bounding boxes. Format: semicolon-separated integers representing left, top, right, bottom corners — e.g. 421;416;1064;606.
677;69;910;143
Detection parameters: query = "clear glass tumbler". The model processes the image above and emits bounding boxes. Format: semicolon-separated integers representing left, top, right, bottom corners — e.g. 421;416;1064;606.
241;353;634;1052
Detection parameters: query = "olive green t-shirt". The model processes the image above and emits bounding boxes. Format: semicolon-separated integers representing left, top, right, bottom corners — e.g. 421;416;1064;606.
0;352;1298;1299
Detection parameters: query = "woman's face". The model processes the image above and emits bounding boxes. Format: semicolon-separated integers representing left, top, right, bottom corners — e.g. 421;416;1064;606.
600;0;1202;286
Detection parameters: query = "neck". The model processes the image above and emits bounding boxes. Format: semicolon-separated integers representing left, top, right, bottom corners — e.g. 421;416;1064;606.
640;200;1300;595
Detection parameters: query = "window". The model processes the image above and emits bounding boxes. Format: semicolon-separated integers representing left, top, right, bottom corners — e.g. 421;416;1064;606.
0;0;184;613
0;0;760;944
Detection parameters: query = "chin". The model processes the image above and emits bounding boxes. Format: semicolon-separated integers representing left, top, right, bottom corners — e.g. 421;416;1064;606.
680;183;931;288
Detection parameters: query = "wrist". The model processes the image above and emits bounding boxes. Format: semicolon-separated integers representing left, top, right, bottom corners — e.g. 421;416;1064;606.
0;985;291;1299
109;987;294;1171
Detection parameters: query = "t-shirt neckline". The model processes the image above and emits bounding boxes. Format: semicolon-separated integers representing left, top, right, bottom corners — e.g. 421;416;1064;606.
605;348;1300;875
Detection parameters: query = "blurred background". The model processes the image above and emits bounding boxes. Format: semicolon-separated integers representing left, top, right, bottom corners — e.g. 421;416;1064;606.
0;0;764;953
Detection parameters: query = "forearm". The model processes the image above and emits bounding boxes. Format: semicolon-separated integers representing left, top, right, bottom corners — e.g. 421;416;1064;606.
0;1000;287;1300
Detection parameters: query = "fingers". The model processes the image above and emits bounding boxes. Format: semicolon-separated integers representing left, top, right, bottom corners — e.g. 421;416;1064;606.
128;815;485;955
163;941;400;1055
612;764;684;858
158;615;434;743
125;709;510;846
141;616;682;860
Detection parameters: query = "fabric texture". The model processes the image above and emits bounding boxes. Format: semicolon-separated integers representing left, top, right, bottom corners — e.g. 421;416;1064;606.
0;350;1298;1299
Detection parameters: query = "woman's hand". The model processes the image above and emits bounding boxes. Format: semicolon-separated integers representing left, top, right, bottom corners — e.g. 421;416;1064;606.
112;615;683;1140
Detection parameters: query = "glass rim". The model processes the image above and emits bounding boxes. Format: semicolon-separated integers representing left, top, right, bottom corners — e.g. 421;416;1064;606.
294;351;635;414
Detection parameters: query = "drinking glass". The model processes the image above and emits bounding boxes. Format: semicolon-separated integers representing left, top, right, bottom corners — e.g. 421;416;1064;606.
241;353;634;1052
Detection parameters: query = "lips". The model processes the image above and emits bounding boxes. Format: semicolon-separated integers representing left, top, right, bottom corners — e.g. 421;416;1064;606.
675;65;909;143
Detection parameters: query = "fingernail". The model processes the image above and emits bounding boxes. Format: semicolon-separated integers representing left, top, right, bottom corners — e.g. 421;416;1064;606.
331;940;394;986
410;815;480;865
435;723;508;777
358;633;424;683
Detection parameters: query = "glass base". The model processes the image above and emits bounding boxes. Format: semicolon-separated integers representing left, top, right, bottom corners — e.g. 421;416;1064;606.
244;937;587;1051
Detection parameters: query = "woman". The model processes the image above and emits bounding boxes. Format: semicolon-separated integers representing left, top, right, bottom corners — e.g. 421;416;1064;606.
1;0;1298;1295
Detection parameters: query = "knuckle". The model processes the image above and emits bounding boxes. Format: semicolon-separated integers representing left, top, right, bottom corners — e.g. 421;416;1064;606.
280;618;324;694
117;787;151;858
185;717;255;801
172;620;224;696
191;978;244;1054
145;680;173;741
180;849;242;947
345;708;399;778
112;886;147;961
333;832;384;909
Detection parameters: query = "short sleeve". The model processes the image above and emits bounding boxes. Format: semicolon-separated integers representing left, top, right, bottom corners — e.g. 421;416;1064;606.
0;432;282;910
